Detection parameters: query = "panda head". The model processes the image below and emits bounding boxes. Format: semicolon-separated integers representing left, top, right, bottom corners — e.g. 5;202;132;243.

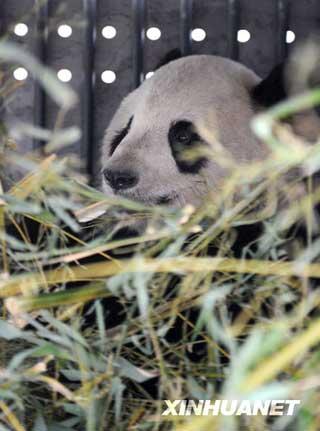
100;52;320;207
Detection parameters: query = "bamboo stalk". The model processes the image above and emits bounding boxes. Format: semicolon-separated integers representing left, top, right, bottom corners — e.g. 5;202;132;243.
1;256;320;298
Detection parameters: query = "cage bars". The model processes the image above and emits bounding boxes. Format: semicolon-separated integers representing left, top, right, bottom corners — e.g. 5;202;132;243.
34;0;48;150
277;0;289;63
83;0;96;176
132;0;146;88
227;0;239;60
180;0;193;56
2;0;300;179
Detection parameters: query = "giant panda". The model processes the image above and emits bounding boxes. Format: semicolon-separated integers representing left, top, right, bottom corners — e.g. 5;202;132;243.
100;51;320;209
95;53;320;396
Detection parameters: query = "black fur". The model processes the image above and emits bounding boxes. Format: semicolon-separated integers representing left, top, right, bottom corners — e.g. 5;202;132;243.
109;116;133;156
154;48;182;70
168;120;208;174
251;63;287;107
252;61;320;116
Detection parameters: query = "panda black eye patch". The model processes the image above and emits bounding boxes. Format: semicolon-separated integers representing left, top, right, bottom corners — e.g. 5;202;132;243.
168;120;208;174
109;116;133;156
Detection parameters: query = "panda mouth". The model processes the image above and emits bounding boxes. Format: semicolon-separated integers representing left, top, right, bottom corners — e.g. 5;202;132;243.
155;195;174;205
118;190;177;206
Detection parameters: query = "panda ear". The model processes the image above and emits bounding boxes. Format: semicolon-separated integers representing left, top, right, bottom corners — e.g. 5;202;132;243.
251;63;287;108
154;48;182;70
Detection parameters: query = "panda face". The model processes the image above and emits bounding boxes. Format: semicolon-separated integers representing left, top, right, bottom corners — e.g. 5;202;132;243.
101;55;269;207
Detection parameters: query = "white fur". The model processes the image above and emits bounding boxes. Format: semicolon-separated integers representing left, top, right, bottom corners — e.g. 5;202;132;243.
101;55;268;207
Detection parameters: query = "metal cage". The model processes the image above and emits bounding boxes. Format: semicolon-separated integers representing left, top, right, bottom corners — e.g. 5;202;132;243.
1;0;320;179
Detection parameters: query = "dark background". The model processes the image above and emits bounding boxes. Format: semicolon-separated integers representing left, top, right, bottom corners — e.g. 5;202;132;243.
1;0;320;180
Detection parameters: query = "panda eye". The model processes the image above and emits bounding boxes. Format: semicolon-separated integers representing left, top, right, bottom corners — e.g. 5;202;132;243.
169;120;208;174
175;130;192;144
171;122;193;146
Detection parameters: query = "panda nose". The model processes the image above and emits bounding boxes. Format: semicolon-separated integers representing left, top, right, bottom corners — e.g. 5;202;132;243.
103;168;139;191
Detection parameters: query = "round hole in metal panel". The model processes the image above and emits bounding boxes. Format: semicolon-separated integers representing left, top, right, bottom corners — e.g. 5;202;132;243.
191;28;206;42
146;27;161;41
14;23;29;37
57;69;72;82
237;29;251;43
102;26;117;39
57;24;73;38
13;67;28;81
286;30;295;44
101;70;116;84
